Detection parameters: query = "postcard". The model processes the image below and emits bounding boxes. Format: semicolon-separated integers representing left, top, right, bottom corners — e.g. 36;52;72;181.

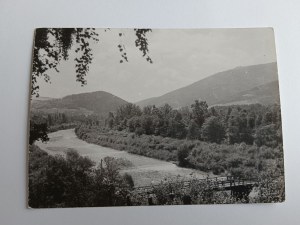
28;28;284;208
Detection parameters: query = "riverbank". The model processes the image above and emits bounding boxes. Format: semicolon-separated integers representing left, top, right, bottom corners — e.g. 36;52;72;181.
75;125;285;180
36;129;212;187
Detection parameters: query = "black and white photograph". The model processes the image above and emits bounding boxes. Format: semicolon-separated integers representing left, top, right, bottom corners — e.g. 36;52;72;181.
28;28;285;208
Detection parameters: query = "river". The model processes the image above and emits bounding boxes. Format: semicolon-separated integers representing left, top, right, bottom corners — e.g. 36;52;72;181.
36;129;212;187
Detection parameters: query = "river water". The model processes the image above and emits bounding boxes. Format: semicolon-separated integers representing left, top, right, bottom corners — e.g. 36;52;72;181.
36;129;212;187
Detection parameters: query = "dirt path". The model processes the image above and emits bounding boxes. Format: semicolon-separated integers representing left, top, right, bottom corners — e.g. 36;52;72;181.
36;129;213;187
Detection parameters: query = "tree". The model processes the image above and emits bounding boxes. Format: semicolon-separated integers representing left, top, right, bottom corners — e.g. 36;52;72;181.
177;144;191;167
47;114;53;126
29;146;134;207
29;115;49;145
123;173;134;189
226;108;241;144
135;127;145;136
116;103;142;122
106;112;115;129
178;106;191;125
127;116;137;132
28;148;95;207
168;111;187;139
209;107;218;117
262;111;273;125
159;104;173;118
32;28;153;97
201;116;225;144
140;115;154;135
187;120;200;140
238;110;254;145
142;105;154;115
254;124;278;147
247;112;256;129
61;113;67;123
191;100;208;129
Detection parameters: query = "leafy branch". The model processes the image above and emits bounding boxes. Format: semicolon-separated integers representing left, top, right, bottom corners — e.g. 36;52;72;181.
31;28;152;97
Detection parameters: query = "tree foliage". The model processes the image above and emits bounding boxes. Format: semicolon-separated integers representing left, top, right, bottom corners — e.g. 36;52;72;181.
191;100;208;128
32;28;152;97
177;144;192;167
103;102;282;147
28;145;134;208
29;115;49;145
201;116;225;144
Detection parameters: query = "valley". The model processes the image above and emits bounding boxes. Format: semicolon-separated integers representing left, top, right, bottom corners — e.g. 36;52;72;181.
36;129;211;187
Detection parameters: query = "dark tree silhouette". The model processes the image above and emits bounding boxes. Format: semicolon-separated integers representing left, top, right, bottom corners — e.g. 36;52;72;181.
32;28;152;97
29;115;49;145
177;144;191;167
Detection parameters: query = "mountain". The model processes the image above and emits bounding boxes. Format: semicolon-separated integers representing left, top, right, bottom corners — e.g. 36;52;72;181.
31;91;128;115
137;62;279;108
213;80;280;106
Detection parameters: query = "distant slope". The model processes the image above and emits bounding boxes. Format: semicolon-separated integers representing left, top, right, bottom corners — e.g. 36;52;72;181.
213;80;280;106
32;96;54;101
31;91;128;115
137;62;278;108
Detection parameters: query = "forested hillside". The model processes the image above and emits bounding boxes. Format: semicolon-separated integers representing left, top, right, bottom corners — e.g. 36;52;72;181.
215;80;280;106
31;91;128;115
137;63;278;108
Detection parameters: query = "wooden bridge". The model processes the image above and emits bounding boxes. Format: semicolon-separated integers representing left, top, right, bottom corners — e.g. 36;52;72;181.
134;176;257;192
131;176;257;204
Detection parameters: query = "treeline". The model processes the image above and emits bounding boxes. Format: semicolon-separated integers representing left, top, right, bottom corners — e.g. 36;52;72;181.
29;111;105;144
75;126;284;178
104;101;282;147
31;111;105;127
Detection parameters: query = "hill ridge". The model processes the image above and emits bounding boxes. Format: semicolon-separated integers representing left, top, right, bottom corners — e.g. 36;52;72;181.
137;62;278;108
31;90;128;115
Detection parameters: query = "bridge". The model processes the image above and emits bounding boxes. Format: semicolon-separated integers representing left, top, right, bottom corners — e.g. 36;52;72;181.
131;176;257;205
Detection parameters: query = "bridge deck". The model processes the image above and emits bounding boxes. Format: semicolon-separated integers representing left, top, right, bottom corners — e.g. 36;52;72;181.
133;176;257;194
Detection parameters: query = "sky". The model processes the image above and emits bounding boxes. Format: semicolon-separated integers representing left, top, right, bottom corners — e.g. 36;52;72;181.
36;28;277;102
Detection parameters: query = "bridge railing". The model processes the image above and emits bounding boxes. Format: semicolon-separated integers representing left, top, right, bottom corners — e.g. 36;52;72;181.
133;176;257;193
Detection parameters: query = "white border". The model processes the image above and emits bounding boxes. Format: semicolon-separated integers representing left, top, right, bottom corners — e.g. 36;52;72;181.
0;0;299;224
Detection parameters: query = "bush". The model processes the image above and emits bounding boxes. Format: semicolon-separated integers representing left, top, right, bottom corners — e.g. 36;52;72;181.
29;145;133;208
177;144;191;167
135;127;144;136
227;156;244;168
123;173;134;189
212;164;225;175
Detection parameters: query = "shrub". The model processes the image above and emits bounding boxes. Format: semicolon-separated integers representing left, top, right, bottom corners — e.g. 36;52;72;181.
123;173;134;189
212;164;225;175
135;127;144;136
29;145;133;208
227;156;244;168
177;143;191;167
